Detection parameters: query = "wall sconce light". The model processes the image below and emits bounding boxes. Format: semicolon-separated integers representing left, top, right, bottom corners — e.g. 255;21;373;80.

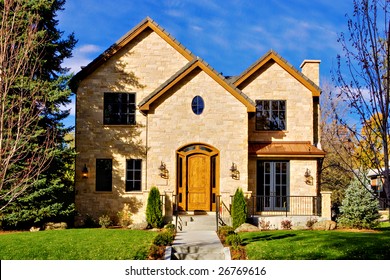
159;161;169;179
304;168;313;185
82;164;88;179
230;162;240;180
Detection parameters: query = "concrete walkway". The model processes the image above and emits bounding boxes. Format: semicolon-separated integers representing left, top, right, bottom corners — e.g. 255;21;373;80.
166;213;230;260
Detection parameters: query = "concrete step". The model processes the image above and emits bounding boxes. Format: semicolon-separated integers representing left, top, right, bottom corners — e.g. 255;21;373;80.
178;213;218;231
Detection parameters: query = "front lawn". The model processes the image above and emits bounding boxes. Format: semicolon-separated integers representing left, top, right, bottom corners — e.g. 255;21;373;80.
240;227;390;260
0;229;158;260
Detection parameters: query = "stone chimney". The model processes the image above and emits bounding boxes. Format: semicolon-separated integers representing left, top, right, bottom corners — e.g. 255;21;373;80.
300;60;321;86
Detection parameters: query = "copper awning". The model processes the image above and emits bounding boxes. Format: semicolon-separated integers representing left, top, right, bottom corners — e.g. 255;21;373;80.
249;141;325;158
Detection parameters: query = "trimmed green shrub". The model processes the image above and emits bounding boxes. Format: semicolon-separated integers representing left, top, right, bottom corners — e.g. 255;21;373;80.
337;178;381;229
146;186;163;228
225;233;242;248
153;230;175;246
231;188;247;229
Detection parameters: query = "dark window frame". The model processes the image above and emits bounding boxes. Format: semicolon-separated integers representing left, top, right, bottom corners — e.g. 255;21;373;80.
103;92;136;125
126;159;142;192
96;159;112;192
255;100;286;131
191;95;205;115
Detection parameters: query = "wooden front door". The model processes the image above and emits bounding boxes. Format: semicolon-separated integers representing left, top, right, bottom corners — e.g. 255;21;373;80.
177;144;219;212
187;154;210;211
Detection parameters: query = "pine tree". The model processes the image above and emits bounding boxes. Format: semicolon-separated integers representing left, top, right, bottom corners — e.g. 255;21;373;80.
231;188;247;229
337;177;381;229
146;187;163;228
0;0;77;229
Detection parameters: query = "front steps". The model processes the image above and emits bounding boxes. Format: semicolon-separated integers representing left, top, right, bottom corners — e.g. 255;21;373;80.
168;212;231;260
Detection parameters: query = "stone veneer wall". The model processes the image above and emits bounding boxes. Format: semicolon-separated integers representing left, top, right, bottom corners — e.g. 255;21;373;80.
146;69;249;208
74;29;190;225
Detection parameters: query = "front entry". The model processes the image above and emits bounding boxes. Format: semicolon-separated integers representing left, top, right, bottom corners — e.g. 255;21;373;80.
177;144;219;212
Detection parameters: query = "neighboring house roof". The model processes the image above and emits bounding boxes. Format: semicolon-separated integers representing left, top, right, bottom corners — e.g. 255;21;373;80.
138;57;256;112
249;141;326;158
232;50;322;97
69;17;195;92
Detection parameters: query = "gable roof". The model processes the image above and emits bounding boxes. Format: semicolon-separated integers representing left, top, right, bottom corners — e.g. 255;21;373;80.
232;50;322;97
139;57;256;112
69;17;195;92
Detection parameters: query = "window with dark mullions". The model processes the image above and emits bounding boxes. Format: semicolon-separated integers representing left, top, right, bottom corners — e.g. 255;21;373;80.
126;159;142;192
96;159;112;192
104;92;136;125
255;100;286;130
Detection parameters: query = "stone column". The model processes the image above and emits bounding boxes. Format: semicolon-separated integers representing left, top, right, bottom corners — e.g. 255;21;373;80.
321;191;332;220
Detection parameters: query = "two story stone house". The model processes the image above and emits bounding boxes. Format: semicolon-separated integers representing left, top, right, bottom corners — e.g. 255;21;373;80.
70;17;327;226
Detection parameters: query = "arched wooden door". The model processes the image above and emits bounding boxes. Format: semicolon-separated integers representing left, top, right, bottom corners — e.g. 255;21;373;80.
177;144;219;211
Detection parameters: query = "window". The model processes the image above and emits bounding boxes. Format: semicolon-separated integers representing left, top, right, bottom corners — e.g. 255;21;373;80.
126;159;142;192
104;92;136;125
191;95;204;115
96;159;112;192
255;100;286;130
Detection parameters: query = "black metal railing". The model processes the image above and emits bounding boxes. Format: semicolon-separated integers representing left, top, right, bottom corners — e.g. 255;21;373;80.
172;194;183;231
216;195;231;230
249;195;321;217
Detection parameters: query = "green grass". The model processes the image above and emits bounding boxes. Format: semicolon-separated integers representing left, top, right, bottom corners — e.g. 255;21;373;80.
0;229;158;260
240;226;390;260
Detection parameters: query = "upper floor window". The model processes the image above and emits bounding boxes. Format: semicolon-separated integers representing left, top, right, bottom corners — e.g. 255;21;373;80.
255;100;286;130
96;159;112;192
126;159;142;192
191;95;204;115
104;92;136;125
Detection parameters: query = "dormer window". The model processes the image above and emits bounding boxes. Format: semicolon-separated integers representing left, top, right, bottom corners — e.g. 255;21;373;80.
255;100;286;130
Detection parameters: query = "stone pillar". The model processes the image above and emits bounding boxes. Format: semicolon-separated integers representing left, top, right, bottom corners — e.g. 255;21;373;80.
321;191;332;220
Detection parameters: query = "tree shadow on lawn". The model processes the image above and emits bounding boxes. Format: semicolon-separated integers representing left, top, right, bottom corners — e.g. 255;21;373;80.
241;233;296;245
241;230;390;260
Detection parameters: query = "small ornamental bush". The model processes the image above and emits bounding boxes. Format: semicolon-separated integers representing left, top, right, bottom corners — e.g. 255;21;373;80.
231;188;247;229
259;218;271;230
337;178;381;229
153;230;175;246
98;214;112;228
217;225;235;243
146;186;163;228
280;219;292;230
225;233;242;248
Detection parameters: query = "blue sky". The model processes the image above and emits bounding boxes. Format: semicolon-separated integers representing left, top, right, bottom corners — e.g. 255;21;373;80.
58;0;354;128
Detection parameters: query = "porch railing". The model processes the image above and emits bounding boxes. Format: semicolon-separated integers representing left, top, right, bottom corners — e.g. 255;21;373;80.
249;195;322;217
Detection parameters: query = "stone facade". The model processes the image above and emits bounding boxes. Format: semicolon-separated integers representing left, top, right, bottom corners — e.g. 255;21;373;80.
71;17;326;226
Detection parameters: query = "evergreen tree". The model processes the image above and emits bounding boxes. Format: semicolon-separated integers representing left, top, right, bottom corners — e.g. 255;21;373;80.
231;188;247;229
0;0;77;229
146;187;163;228
338;177;381;229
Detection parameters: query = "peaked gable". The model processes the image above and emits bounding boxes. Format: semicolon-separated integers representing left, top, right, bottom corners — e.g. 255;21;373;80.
69;17;195;92
232;50;321;97
139;58;256;112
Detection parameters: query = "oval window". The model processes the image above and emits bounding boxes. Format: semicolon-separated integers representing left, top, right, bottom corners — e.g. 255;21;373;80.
191;96;204;115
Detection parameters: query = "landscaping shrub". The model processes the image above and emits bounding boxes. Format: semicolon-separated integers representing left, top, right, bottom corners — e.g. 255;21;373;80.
146;186;163;228
117;210;133;227
337;178;381;229
259;218;271;230
98;214;112;228
225;233;242;248
217;225;235;243
280;219;292;230
153;230;175;246
231;187;247;229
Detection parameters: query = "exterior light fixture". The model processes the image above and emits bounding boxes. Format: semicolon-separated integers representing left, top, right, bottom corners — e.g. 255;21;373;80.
159;161;169;179
230;162;240;180
304;168;313;185
82;164;88;179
